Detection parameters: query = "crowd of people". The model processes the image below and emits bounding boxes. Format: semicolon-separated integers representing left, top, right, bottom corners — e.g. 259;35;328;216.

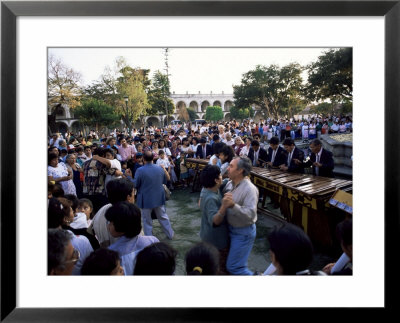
48;113;352;276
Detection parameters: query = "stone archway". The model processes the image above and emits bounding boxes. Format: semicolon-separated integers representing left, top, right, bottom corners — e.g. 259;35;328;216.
55;121;68;134
201;101;210;112
224;100;233;112
189;101;199;112
224;113;232;121
146;116;161;127
71;121;82;134
213;100;222;107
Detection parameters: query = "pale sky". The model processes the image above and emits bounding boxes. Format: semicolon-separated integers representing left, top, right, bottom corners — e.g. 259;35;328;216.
48;47;334;94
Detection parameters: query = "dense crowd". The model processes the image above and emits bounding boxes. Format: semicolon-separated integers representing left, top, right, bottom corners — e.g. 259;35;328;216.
48;114;353;276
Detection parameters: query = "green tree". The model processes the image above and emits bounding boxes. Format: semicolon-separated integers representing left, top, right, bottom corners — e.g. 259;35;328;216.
233;63;305;119
115;58;151;132
74;98;120;132
305;48;352;104
229;106;253;121
147;70;175;117
205;106;224;122
309;102;334;115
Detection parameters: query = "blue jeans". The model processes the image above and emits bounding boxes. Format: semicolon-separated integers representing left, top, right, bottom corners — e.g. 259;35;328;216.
226;224;256;275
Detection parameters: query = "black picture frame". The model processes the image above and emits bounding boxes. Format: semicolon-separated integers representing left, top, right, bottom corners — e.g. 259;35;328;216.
1;1;398;321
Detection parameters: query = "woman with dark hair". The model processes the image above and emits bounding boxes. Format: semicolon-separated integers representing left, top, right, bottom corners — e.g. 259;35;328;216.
208;142;225;167
199;165;229;274
81;248;124;275
105;201;159;275
48;197;94;275
134;242;177;275
185;242;220;275
65;154;83;198
48;152;76;196
267;223;320;275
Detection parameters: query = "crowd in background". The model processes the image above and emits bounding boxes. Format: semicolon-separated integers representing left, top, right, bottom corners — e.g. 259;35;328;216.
48;113;352;276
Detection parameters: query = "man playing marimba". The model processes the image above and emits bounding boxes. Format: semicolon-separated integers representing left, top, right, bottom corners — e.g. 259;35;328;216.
303;139;334;177
279;138;304;173
266;136;286;168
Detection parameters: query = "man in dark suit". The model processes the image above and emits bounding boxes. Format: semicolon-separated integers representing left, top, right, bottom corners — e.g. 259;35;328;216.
248;140;268;167
279;138;304;173
266;136;286;168
133;151;174;239
196;138;213;159
303;139;334;177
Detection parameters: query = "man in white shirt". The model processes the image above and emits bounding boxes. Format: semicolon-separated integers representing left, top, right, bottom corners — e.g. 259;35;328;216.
223;132;235;146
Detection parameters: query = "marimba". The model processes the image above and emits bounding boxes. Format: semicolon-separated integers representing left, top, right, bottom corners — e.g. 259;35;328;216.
250;166;352;248
186;158;352;249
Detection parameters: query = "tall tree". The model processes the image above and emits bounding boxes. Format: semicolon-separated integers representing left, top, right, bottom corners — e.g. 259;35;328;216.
48;54;82;109
233;63;305;119
74;98;120;132
115;58;151;132
147;70;175;117
305;48;352;103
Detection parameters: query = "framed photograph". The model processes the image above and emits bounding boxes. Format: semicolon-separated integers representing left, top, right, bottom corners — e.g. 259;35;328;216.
2;0;398;320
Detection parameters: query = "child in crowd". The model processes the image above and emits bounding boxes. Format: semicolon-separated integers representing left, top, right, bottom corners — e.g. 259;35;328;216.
133;242;177;275
178;151;189;187
77;198;94;224
81;248;124;275
157;150;175;190
185;242;220;275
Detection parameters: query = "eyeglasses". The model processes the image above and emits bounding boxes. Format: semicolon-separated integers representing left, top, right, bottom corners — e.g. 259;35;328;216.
64;248;80;265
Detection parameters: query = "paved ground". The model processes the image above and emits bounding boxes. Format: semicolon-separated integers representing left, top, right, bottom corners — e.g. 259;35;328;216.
152;187;336;275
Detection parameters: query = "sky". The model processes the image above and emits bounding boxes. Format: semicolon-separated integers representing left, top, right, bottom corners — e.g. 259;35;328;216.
48;47;334;94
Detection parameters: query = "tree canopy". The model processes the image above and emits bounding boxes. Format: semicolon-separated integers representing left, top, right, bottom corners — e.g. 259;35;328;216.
305;48;352;103
205;106;224;122
48;54;82;110
74;98;120;132
233;63;305;119
147;70;175;118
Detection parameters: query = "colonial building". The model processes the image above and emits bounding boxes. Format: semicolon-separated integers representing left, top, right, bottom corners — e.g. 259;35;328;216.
49;92;241;133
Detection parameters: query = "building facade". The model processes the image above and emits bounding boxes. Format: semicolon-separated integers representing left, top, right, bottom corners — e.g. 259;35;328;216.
50;92;245;132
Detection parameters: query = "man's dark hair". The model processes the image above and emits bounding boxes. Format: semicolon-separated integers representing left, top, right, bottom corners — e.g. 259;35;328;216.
106;178;135;205
219;145;235;163
268;223;314;275
282;138;295;146
269;136;280;145
134;242;177;275
251;140;260;147
200;165;221;188
200;138;207;144
93;147;105;157
212;142;225;155
81;248;120;275
105;201;142;238
48;229;71;274
212;134;220;142
311;139;322;147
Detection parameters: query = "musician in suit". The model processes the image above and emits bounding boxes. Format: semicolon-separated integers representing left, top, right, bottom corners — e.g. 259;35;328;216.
196;138;213;159
303;139;334;177
279;138;304;173
248;140;268;167
266;136;286;168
